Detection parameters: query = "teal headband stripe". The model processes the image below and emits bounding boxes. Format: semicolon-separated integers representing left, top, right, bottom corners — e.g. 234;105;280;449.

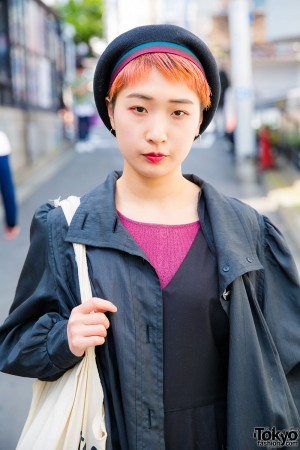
114;42;201;69
109;41;206;87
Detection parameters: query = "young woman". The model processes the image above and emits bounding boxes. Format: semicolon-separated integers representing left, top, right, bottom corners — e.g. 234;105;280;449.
0;24;299;450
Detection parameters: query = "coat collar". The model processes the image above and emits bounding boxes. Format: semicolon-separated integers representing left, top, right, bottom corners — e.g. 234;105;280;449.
65;171;147;259
65;171;263;292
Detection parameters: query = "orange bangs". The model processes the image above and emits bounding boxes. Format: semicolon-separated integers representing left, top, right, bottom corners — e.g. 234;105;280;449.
108;53;211;110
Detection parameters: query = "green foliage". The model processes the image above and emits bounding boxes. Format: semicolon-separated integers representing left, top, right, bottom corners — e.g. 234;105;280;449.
54;0;103;46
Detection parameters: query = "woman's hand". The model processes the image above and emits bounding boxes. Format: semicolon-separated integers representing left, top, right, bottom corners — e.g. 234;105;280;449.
67;298;117;357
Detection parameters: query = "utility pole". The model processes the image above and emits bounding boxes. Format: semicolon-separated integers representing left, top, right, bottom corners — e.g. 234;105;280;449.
228;0;255;180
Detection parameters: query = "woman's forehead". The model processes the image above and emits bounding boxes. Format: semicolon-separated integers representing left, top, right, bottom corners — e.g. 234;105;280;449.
118;69;200;102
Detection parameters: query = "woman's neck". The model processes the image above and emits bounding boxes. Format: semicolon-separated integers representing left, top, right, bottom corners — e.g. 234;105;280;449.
115;168;201;224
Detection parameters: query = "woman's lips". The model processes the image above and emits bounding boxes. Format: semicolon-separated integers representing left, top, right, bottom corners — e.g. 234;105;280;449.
144;153;166;163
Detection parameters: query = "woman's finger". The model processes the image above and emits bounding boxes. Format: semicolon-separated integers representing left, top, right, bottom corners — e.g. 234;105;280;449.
79;298;117;314
82;324;108;338
82;312;110;328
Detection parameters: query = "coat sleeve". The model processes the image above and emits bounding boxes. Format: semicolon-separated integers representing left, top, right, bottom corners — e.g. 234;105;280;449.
0;203;82;381
261;215;300;414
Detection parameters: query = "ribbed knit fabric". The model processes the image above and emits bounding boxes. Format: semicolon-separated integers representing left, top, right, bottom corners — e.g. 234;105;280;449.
118;211;200;289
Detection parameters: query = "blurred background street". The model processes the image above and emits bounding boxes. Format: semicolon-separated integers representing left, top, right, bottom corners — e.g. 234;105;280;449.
1;0;300;448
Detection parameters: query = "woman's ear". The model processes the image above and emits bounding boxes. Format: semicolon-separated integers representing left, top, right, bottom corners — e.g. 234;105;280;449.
196;112;203;138
106;96;115;130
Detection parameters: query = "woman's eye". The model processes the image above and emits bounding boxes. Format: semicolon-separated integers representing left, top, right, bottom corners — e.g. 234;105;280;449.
131;106;147;113
172;110;186;117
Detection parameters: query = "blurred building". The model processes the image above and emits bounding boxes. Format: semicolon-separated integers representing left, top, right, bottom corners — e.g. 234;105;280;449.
103;0;221;42
209;0;300;106
0;0;74;175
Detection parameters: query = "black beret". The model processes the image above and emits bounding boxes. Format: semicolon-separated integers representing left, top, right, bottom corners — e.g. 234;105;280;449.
93;24;220;135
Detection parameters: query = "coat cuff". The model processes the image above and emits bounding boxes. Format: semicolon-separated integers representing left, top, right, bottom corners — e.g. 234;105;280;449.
47;319;82;369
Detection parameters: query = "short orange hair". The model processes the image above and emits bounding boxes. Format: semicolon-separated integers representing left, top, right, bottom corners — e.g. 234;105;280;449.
108;53;211;110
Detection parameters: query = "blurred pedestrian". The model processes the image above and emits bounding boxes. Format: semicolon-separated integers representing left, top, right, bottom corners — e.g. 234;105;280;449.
0;24;299;450
223;85;236;152
0;130;20;240
71;61;95;152
215;67;230;137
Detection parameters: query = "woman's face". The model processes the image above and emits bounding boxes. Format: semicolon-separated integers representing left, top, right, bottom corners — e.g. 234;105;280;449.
107;68;202;180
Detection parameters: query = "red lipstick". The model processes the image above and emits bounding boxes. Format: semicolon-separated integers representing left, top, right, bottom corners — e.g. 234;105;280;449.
144;152;166;163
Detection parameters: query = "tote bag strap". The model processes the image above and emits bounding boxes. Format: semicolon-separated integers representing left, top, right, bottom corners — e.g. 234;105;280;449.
57;195;80;227
56;196;92;304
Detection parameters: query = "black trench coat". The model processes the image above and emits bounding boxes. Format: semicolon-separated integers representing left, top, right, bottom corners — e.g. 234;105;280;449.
0;171;299;450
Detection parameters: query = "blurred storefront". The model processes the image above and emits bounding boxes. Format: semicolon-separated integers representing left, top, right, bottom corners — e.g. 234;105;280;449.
0;0;74;175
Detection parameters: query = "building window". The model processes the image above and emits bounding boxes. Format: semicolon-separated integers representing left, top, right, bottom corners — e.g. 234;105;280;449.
0;0;64;111
0;0;12;104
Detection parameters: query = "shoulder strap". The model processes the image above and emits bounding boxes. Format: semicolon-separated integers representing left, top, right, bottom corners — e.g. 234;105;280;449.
56;196;80;226
56;196;92;304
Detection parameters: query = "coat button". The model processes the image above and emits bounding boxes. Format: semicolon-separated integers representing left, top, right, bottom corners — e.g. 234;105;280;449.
223;266;230;272
222;289;230;301
246;257;253;263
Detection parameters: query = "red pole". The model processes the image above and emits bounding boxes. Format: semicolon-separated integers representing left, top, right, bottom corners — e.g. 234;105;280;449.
259;126;274;170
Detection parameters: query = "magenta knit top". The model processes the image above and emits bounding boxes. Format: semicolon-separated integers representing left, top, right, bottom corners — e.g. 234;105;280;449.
117;211;200;288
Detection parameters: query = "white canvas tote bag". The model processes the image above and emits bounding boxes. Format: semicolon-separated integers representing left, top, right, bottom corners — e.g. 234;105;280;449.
17;196;107;450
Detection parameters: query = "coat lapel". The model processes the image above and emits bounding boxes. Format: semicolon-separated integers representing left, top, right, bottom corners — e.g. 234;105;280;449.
199;180;264;296
64;171;147;260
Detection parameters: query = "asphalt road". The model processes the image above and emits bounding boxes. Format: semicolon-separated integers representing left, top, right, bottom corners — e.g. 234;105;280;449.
0;127;298;449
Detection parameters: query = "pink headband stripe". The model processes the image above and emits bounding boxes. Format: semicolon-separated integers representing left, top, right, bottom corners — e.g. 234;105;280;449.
109;42;206;88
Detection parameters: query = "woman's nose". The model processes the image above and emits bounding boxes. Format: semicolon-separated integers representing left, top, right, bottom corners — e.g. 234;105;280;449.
145;115;167;144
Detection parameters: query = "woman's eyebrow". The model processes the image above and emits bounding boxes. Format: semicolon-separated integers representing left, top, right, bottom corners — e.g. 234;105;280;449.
169;99;194;104
126;93;153;100
126;93;194;104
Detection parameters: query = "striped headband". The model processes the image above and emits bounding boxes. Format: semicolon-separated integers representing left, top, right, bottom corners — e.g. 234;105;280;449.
109;41;206;87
